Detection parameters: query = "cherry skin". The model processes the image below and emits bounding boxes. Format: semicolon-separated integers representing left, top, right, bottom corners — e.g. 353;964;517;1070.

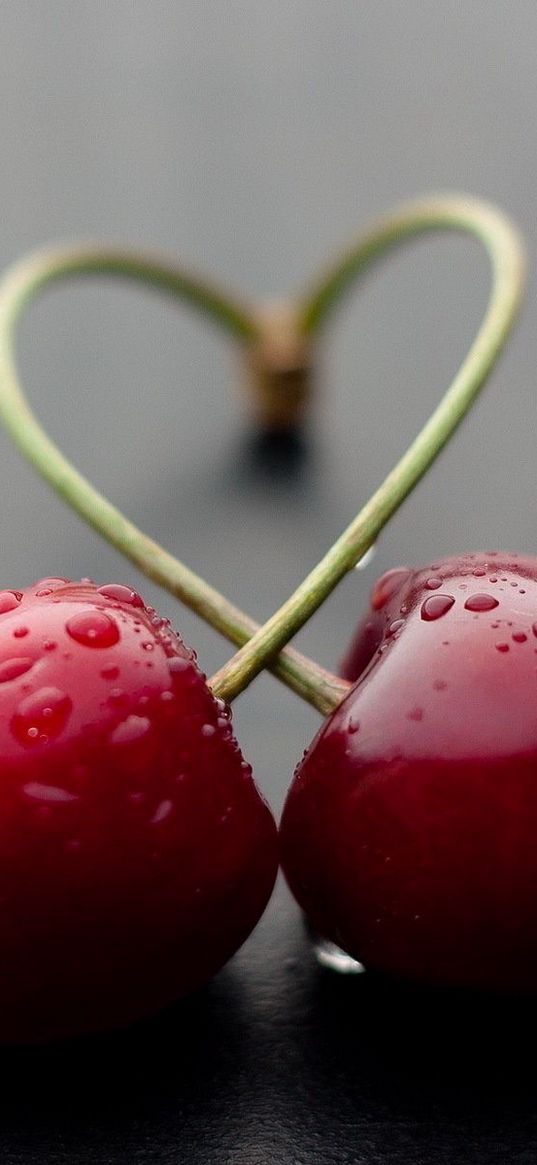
0;578;277;1041
280;552;537;992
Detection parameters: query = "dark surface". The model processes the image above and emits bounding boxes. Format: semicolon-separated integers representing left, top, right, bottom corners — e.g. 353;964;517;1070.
1;4;537;1162
2;884;537;1165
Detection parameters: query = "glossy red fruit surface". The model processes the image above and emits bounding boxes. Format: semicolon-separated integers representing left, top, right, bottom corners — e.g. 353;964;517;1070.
281;552;537;992
0;578;277;1041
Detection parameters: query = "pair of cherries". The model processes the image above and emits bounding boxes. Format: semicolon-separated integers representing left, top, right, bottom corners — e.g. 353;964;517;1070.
0;193;527;1040
1;550;536;1042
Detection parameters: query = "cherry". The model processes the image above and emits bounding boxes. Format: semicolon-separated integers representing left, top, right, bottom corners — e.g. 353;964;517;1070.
280;552;537;992
0;578;277;1041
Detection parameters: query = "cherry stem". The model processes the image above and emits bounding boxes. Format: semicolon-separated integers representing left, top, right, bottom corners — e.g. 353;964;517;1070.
210;195;525;703
0;196;525;714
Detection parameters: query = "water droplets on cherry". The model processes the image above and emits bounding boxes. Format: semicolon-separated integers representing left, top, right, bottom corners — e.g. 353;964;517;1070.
150;799;174;826
23;781;78;804
464;594;499;613
0;657;33;683
12;686;72;746
421;594;455;621
97;584;144;607
0;591;22;614
109;714;150;745
66;611;120;649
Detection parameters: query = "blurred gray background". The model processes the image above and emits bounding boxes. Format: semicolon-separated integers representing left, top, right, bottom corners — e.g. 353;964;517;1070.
0;3;533;818
1;6;537;1163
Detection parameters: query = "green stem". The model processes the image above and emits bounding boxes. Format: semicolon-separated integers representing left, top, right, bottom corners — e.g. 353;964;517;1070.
0;196;525;715
210;195;525;703
0;241;347;716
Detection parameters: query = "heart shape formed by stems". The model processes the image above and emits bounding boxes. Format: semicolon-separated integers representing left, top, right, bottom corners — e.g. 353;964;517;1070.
0;195;525;712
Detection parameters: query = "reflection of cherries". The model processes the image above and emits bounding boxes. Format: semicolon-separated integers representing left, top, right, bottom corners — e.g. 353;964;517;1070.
280;553;537;991
0;579;277;1041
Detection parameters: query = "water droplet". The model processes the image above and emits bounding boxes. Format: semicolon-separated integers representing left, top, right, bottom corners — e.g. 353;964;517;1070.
371;568;411;611
13;626;29;639
489;576;498;584
0;591;22;614
0;657;33;683
348;717;360;734
354;544;377;571
421;595;455;621
512;632;527;644
35;588;52;597
141;642;154;652
464;594;499;613
533;623;537;639
34;577;69;589
108;688;125;704
496;642;510;653
201;723;216;738
12;687;72;745
66;610;120;648
472;568;486;577
169;656;196;681
151;799;173;825
23;782;78;803
110;715;150;745
101;664;119;679
387;619;405;637
97;584;144;607
160;690;174;703
43;640;57;652
425;577;442;590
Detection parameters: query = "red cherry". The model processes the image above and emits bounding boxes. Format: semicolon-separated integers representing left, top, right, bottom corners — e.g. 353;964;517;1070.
0;579;277;1040
280;552;537;992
